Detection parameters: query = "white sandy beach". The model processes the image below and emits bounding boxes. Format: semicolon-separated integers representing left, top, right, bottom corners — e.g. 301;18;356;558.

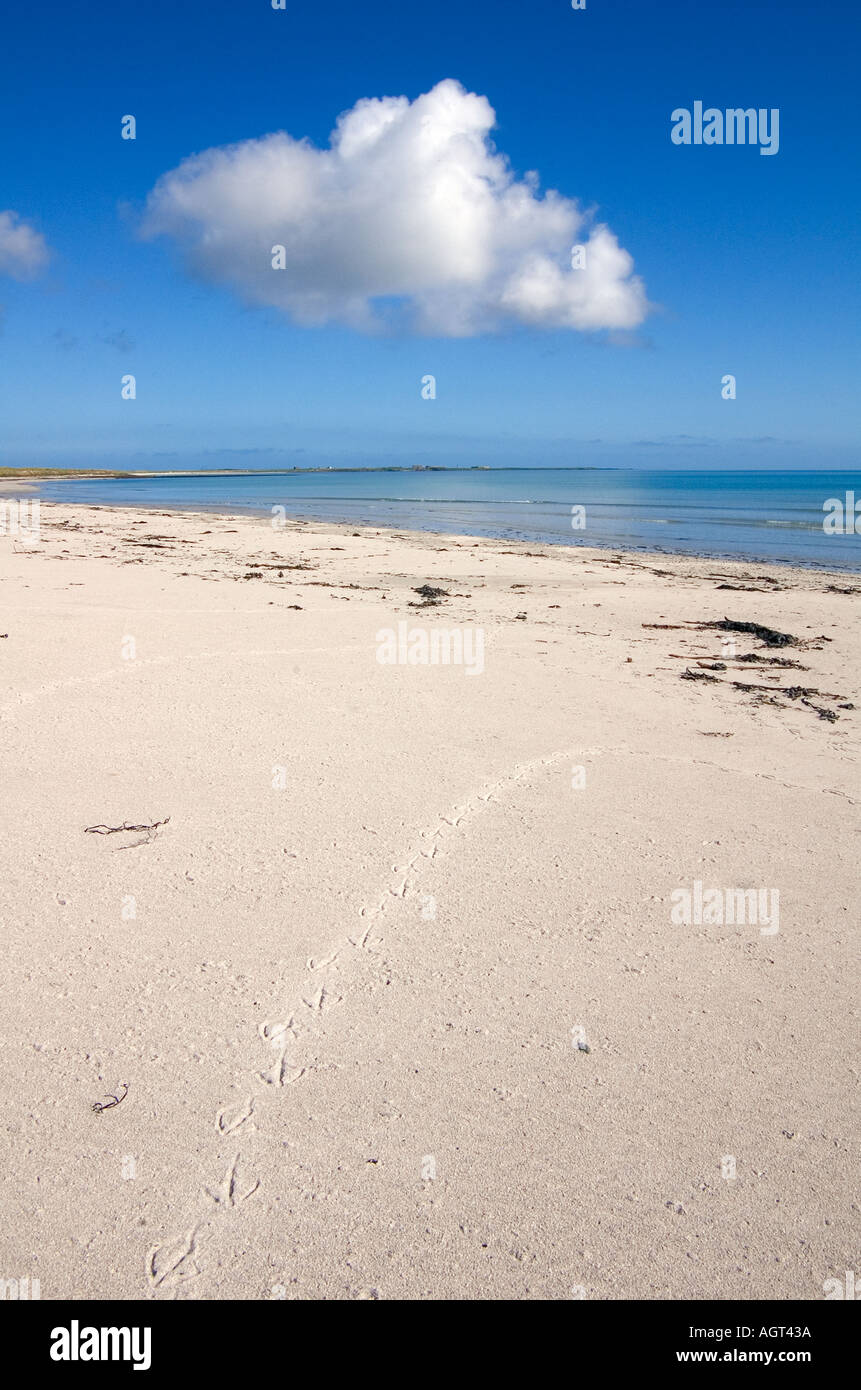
0;501;857;1300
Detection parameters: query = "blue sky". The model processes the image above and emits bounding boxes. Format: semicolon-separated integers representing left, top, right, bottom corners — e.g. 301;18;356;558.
0;0;858;471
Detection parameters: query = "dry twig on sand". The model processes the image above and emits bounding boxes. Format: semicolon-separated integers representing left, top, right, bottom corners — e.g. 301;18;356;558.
92;1083;129;1114
85;817;170;835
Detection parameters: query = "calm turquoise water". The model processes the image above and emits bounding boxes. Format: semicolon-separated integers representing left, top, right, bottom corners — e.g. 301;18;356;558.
35;469;861;570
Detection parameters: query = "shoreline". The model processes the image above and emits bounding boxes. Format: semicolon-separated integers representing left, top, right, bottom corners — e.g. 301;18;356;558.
4;466;859;478
7;496;860;578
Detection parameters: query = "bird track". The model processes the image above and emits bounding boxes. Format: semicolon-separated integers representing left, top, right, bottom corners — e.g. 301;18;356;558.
144;745;584;1293
145;738;855;1291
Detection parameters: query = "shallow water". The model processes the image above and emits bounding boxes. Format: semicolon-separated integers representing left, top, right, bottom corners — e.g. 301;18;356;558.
34;468;861;570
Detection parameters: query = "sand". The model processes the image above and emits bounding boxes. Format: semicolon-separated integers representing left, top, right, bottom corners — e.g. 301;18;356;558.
0;501;857;1301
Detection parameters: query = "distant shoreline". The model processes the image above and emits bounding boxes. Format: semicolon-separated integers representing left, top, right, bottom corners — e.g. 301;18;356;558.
2;465;613;481
4;466;860;482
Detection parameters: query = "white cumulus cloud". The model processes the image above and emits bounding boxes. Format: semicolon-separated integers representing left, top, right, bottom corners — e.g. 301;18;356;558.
142;79;648;336
0;211;51;280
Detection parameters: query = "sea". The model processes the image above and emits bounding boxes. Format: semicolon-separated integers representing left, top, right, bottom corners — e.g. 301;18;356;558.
33;469;861;571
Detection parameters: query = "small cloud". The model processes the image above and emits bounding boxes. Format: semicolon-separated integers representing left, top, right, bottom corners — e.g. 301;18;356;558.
141;79;649;338
99;328;135;354
0;210;50;280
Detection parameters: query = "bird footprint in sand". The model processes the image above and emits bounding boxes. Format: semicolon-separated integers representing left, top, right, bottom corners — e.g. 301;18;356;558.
146;1229;200;1290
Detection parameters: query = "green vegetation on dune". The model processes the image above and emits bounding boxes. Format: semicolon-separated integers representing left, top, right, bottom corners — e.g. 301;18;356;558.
0;468;137;478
